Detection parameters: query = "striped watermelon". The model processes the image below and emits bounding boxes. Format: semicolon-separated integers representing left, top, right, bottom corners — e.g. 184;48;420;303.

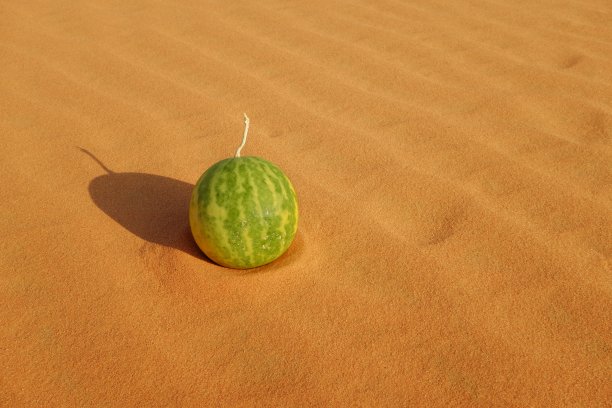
189;156;299;269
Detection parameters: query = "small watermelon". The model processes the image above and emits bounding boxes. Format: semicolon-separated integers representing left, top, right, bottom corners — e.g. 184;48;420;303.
189;115;298;269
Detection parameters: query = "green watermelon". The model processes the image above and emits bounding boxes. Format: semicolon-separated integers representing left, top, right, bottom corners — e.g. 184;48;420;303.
189;156;299;269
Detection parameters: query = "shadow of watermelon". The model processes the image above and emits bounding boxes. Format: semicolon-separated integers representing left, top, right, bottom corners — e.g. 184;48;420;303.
81;148;211;263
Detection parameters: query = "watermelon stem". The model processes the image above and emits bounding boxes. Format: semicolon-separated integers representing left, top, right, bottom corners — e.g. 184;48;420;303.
235;113;250;158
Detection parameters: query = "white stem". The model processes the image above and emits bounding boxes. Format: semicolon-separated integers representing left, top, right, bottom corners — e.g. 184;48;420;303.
235;113;250;158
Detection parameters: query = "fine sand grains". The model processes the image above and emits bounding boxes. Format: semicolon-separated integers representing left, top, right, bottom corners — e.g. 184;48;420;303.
1;0;611;406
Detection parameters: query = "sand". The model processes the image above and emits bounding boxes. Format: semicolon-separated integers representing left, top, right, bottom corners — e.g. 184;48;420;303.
1;0;611;406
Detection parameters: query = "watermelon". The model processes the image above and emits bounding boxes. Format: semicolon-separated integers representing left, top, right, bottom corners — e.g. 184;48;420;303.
189;155;299;269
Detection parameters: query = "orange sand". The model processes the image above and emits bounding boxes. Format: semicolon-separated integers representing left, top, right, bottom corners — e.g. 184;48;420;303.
1;0;611;406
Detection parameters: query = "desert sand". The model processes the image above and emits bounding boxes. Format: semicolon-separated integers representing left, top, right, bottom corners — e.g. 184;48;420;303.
1;0;611;406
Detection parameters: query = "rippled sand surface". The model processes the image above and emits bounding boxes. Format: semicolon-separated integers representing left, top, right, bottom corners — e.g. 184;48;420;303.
1;0;611;406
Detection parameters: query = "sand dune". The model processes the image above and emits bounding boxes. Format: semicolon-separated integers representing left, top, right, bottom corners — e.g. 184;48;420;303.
1;0;610;406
